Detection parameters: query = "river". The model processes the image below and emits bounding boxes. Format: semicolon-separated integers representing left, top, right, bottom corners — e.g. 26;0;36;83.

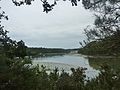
32;54;120;78
32;54;101;78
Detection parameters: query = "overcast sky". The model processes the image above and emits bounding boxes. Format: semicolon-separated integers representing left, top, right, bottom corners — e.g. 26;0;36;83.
0;0;94;49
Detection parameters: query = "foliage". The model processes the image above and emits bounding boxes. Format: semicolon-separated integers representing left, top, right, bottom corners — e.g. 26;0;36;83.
15;40;27;59
11;0;81;13
27;47;72;57
0;56;38;90
82;0;120;40
88;57;120;71
85;64;120;90
79;34;120;55
0;55;120;90
0;1;120;89
78;0;120;55
0;7;9;54
0;6;27;59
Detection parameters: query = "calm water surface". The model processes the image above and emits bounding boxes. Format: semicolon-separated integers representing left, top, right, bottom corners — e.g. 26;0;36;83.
33;54;100;78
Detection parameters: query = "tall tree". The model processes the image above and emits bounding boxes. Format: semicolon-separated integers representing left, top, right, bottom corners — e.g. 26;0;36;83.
82;0;120;40
15;40;27;59
0;3;27;58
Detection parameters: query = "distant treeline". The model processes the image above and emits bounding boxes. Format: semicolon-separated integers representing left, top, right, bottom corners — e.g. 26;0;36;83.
27;47;79;57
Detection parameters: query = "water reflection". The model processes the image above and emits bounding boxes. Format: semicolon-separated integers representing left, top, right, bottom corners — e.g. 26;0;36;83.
33;54;120;78
33;54;120;77
32;54;99;78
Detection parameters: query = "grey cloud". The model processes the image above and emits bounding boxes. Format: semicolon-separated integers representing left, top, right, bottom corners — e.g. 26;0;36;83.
1;0;94;48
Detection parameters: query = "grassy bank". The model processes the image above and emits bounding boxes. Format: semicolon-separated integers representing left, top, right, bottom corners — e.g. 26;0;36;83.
78;35;120;56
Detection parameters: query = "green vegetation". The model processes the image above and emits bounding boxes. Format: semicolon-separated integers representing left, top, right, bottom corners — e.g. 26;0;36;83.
27;47;70;57
78;0;120;56
88;57;120;71
1;55;120;90
1;0;120;90
27;47;79;57
79;35;120;55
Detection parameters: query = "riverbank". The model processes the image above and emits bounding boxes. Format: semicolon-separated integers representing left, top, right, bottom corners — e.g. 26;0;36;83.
85;55;120;59
27;47;79;57
1;53;120;90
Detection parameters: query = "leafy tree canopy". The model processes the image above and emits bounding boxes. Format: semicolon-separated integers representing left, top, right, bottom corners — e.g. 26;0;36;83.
83;0;120;41
11;0;120;13
0;6;27;59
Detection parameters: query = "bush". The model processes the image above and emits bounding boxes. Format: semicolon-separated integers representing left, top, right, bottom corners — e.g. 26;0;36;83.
0;56;120;90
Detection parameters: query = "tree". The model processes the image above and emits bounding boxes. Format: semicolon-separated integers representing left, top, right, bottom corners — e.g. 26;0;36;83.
0;4;27;58
82;0;120;41
0;7;9;47
75;0;120;55
15;40;27;59
0;6;12;56
11;0;81;13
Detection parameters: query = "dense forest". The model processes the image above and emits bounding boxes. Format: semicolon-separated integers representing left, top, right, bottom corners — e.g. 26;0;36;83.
0;0;120;90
